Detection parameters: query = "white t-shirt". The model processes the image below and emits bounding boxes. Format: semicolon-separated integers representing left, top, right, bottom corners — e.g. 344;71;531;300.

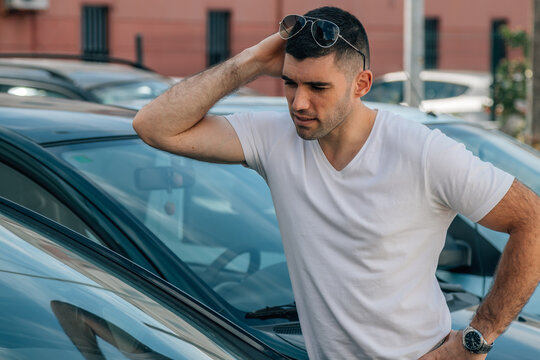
226;109;514;359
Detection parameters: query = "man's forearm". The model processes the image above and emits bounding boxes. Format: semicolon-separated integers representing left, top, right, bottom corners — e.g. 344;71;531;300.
471;213;540;343
133;48;259;145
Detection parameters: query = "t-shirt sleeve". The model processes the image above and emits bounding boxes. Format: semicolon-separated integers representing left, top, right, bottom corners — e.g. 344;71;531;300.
225;111;284;181
423;129;515;222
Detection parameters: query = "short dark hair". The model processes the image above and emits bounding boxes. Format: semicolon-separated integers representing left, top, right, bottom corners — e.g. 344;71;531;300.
285;7;370;72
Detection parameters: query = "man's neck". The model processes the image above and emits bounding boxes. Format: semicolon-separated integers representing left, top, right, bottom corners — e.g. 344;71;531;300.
318;105;377;171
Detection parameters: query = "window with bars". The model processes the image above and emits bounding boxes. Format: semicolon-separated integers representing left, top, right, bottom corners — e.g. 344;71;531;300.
424;18;439;69
207;11;230;67
491;19;507;74
81;6;109;57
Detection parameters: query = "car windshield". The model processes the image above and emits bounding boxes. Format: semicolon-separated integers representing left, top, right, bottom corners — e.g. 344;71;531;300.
429;123;540;195
89;79;171;105
49;139;293;314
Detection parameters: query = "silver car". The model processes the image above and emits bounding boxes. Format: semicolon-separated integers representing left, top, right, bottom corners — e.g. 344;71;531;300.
363;70;493;122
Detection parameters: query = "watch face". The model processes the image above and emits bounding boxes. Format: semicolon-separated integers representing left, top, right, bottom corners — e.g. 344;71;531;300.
464;330;482;351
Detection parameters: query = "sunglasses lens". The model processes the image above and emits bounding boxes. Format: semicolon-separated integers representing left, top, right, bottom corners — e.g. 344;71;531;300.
312;20;339;47
279;15;306;39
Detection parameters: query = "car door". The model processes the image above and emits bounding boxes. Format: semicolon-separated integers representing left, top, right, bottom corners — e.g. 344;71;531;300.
0;128;242;320
0;132;156;269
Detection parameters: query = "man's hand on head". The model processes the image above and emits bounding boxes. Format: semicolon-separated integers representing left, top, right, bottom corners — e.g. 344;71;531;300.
248;33;287;78
418;331;487;360
134;33;286;163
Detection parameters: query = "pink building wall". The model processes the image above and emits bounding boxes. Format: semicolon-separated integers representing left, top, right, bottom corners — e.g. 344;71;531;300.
0;0;532;95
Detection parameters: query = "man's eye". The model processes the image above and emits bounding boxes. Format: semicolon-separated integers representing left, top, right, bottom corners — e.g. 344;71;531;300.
312;86;326;91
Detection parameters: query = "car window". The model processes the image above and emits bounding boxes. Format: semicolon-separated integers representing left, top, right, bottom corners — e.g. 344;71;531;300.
363;80;404;104
364;80;469;103
424;81;468;100
89;80;171;105
0;84;73;99
0;161;103;244
50;139;293;313
0;208;273;360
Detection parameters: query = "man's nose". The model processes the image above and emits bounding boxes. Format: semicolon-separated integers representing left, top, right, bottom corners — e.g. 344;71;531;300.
292;87;310;112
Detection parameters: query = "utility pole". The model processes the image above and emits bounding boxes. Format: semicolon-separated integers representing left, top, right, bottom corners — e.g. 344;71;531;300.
403;0;424;108
529;0;540;147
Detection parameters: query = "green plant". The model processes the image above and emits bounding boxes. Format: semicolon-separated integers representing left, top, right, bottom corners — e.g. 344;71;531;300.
493;26;530;137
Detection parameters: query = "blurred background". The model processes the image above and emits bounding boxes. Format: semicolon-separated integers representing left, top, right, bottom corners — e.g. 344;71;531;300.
1;4;540;356
0;0;538;146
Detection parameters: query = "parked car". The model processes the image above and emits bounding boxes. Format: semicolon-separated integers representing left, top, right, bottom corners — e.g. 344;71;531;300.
0;54;174;107
1;94;539;358
363;70;493;122
0;195;286;359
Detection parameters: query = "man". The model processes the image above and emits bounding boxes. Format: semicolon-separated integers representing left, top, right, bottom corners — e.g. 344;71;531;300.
133;6;540;359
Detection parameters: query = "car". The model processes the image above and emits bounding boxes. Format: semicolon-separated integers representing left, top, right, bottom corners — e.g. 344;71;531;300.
0;54;174;107
0;194;287;359
363;70;493;122
0;94;539;358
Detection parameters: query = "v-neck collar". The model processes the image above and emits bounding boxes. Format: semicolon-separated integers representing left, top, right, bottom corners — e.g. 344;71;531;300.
311;109;381;175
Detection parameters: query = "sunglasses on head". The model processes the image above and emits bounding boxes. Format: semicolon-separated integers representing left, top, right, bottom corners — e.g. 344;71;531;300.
279;14;366;70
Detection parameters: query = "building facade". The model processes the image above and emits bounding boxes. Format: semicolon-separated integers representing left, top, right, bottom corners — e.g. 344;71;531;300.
0;0;532;95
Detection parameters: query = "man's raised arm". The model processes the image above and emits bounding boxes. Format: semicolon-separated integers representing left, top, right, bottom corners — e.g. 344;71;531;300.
133;33;286;163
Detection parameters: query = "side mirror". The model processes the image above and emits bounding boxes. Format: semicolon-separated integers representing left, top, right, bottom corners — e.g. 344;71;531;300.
134;166;194;191
438;235;472;270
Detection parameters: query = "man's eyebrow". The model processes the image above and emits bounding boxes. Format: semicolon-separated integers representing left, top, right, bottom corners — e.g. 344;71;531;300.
306;81;331;87
281;75;331;87
281;75;295;82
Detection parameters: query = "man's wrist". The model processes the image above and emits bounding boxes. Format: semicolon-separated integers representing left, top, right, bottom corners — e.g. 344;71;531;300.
469;318;497;344
462;326;493;354
232;48;265;83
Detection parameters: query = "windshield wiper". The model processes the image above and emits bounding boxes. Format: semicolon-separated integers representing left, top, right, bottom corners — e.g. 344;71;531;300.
245;302;298;321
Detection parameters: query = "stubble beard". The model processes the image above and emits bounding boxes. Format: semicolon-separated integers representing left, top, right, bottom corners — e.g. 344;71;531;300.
293;95;353;141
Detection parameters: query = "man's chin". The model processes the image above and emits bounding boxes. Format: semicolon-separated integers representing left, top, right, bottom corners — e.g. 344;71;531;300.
295;128;319;141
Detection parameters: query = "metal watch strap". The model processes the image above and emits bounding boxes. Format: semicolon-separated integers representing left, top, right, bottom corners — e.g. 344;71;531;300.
478;340;493;354
478;341;493;353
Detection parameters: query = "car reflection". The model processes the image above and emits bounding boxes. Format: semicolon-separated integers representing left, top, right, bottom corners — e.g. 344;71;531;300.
51;300;171;359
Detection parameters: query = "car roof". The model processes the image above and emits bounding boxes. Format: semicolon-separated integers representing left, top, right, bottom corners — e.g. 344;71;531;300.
0;57;170;89
0;64;71;83
366;101;448;123
0;94;136;144
0;93;483;145
211;95;472;126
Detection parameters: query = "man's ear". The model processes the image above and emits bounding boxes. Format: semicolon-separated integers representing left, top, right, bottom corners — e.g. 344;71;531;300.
353;70;373;98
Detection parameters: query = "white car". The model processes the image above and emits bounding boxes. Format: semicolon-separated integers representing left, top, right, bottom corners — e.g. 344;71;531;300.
363;70;493;122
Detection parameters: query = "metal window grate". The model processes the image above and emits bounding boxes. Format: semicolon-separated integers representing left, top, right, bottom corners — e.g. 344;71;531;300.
207;11;230;67
82;6;109;57
424;18;439;70
491;19;507;74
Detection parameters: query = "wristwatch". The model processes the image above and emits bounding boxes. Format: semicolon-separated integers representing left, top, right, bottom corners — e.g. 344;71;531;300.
462;326;493;354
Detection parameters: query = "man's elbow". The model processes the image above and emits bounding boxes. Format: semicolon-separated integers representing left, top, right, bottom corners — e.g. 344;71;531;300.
132;108;155;145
